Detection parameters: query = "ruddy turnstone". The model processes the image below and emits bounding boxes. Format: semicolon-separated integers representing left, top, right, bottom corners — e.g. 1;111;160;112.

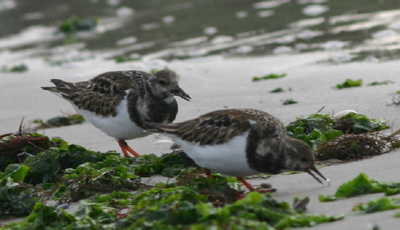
144;108;328;192
42;69;191;157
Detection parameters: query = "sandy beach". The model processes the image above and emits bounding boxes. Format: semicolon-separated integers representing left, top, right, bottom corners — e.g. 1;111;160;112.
1;49;400;229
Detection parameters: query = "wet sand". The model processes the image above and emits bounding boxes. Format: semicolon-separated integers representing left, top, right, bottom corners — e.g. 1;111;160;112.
1;50;400;229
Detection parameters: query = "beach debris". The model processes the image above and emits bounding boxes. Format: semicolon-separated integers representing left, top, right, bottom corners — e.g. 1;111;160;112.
0;128;345;228
353;197;400;215
31;114;85;129
0;129;50;171
319;173;400;202
113;53;141;63
332;109;358;119
334;79;362;89
270;87;285;93
316;132;400;161
58;16;98;34
287;111;396;161
6;189;343;229
367;80;394;86
293;196;310;213
55;203;69;210
283;98;298;105
252;73;287;82
0;176;38;218
1;64;28;73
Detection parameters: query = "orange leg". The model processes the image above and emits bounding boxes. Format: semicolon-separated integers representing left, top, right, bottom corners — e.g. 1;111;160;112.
117;140;140;158
202;169;276;194
237;177;277;193
203;168;213;178
236;177;256;191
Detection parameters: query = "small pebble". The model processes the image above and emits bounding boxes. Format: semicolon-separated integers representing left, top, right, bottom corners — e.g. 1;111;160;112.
56;203;69;210
260;183;272;189
326;178;331;186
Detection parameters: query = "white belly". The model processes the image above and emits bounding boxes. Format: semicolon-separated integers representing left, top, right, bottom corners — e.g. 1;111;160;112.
172;131;259;177
71;99;150;140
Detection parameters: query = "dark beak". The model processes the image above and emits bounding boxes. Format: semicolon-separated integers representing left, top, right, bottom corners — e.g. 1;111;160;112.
306;165;328;185
171;87;191;101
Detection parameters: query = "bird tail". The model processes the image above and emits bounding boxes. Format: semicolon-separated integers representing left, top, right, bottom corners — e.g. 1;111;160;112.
143;122;185;135
143;122;167;133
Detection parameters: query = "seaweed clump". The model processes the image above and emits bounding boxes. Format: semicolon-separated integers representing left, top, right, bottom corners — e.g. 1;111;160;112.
31;114;85;129
319;173;400;202
286;111;396;162
316;133;400;161
0;129;345;229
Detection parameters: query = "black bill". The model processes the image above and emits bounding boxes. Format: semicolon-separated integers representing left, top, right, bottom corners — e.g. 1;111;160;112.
306;165;328;185
171;87;191;101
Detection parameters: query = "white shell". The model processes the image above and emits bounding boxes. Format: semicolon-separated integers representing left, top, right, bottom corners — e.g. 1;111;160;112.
333;110;358;119
153;139;174;145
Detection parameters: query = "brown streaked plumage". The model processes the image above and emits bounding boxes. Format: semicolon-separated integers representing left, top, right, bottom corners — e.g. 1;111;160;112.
42;69;190;157
144;108;328;192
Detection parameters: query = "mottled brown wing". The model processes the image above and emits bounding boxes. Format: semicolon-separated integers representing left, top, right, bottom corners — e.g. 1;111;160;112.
154;109;253;145
56;71;147;116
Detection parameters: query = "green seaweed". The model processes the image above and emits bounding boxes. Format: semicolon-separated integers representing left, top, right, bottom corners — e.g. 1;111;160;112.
133;153;197;177
3;182;344;230
114;55;141;63
0;132;345;229
340;112;389;133
270;88;285;93
283;99;297;105
335;79;362;89
0;177;38;218
252;73;287;82
286;113;342;150
353;197;400;214
59;16;98;34
367;80;394;86
32;114;85;129
286;112;389;151
319;173;400;202
117;190;343;230
1;64;28;73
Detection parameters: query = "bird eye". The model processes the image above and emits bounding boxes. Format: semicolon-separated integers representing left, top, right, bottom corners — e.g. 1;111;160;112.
159;79;168;85
301;157;308;162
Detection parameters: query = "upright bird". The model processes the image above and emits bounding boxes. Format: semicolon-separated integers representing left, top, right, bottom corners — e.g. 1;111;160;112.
144;108;328;192
42;69;191;157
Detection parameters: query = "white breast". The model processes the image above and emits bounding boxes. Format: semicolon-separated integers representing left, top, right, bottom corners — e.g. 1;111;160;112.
71;97;150;140
171;131;259;177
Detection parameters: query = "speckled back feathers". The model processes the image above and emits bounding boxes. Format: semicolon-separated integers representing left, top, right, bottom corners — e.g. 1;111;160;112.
145;108;286;146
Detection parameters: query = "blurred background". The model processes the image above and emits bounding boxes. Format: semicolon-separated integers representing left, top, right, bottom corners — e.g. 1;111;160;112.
1;0;400;66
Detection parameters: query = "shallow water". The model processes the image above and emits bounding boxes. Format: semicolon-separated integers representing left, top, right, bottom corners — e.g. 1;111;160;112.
1;0;400;61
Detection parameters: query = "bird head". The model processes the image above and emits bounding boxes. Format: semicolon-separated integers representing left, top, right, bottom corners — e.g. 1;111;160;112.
284;137;328;184
148;70;191;101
